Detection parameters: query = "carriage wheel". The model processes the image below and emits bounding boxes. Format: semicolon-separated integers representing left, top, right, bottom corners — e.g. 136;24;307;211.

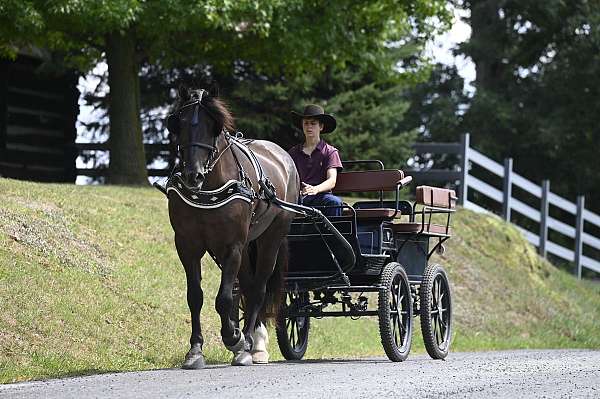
420;264;452;359
276;291;310;360
378;262;413;362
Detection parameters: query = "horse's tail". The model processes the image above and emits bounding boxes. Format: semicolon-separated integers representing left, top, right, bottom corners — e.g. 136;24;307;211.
260;238;288;324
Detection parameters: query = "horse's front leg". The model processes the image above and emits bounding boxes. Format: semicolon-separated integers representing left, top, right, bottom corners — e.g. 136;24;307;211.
175;234;206;369
215;243;252;366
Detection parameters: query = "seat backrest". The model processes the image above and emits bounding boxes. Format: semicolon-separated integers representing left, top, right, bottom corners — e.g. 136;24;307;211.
333;170;405;193
416;186;457;209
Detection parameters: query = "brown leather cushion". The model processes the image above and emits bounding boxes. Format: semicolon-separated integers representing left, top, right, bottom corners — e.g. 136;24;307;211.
391;222;452;236
416;186;457;209
342;208;399;219
333;170;405;193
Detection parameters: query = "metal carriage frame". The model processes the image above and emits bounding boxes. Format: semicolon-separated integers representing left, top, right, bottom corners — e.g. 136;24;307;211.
276;160;457;362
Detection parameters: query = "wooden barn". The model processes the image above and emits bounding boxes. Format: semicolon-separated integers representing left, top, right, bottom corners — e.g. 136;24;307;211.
0;51;79;182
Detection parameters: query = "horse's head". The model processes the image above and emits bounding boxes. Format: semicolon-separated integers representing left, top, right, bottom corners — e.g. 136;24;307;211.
166;86;234;188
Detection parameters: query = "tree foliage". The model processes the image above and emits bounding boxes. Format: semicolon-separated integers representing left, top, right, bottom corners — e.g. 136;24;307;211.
1;0;450;184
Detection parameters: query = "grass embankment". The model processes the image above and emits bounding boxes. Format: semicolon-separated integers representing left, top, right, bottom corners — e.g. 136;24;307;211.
1;178;599;383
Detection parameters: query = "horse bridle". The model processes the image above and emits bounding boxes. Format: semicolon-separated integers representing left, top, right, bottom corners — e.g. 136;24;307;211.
167;89;229;175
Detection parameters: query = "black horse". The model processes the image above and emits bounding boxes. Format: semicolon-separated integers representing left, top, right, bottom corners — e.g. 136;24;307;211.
165;86;300;367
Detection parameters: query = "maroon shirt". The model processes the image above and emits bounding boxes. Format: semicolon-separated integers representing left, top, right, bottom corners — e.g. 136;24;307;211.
288;139;343;187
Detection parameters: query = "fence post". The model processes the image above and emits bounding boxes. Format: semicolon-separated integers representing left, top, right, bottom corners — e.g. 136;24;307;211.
575;196;585;279
539;180;550;258
458;133;470;206
502;158;513;222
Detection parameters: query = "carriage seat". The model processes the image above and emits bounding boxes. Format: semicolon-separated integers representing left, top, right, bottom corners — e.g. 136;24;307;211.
333;169;412;220
415;185;457;209
391;186;456;237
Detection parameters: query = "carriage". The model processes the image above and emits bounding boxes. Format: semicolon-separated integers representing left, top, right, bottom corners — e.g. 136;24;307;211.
163;88;456;367
275;160;456;362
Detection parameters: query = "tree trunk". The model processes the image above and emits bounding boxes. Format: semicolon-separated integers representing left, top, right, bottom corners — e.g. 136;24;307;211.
469;0;505;92
105;28;148;185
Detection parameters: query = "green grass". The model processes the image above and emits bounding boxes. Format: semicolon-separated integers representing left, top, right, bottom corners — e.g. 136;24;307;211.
1;178;599;383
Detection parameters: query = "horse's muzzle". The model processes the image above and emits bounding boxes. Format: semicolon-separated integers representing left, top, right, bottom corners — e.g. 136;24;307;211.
183;170;205;189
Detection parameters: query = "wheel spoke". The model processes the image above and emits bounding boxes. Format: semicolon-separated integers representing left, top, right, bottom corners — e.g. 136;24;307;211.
289;318;296;346
393;279;407;347
439;315;448;330
391;282;399;309
395;311;403;346
294;322;302;348
439;318;446;339
434;318;441;345
436;315;446;345
397;316;405;337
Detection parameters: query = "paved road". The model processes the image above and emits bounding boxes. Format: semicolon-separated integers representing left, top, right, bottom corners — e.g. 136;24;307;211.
1;350;599;398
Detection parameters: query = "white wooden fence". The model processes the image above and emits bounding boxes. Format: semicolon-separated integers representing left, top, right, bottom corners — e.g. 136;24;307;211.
411;133;600;279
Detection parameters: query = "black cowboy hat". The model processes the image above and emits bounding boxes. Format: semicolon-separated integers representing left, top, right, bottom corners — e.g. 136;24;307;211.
291;104;337;134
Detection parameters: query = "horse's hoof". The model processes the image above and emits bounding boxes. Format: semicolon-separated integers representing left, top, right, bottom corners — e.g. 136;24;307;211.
251;350;269;364
182;347;205;369
231;350;253;366
250;323;269;364
182;354;205;369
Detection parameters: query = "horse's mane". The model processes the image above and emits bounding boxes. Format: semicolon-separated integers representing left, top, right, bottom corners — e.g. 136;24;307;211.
176;88;235;133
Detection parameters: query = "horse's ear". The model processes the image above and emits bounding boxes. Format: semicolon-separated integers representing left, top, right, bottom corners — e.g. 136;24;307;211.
178;85;190;100
208;82;220;98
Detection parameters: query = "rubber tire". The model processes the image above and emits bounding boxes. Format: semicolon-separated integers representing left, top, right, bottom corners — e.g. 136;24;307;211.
420;264;453;360
276;292;310;360
378;262;413;362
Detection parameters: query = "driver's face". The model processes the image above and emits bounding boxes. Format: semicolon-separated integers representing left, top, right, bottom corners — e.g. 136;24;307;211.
302;118;323;138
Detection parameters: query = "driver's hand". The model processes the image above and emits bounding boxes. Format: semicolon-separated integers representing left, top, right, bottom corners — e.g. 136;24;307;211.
301;182;319;196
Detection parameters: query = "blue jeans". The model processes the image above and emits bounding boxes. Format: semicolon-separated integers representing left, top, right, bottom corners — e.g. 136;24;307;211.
301;193;343;217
